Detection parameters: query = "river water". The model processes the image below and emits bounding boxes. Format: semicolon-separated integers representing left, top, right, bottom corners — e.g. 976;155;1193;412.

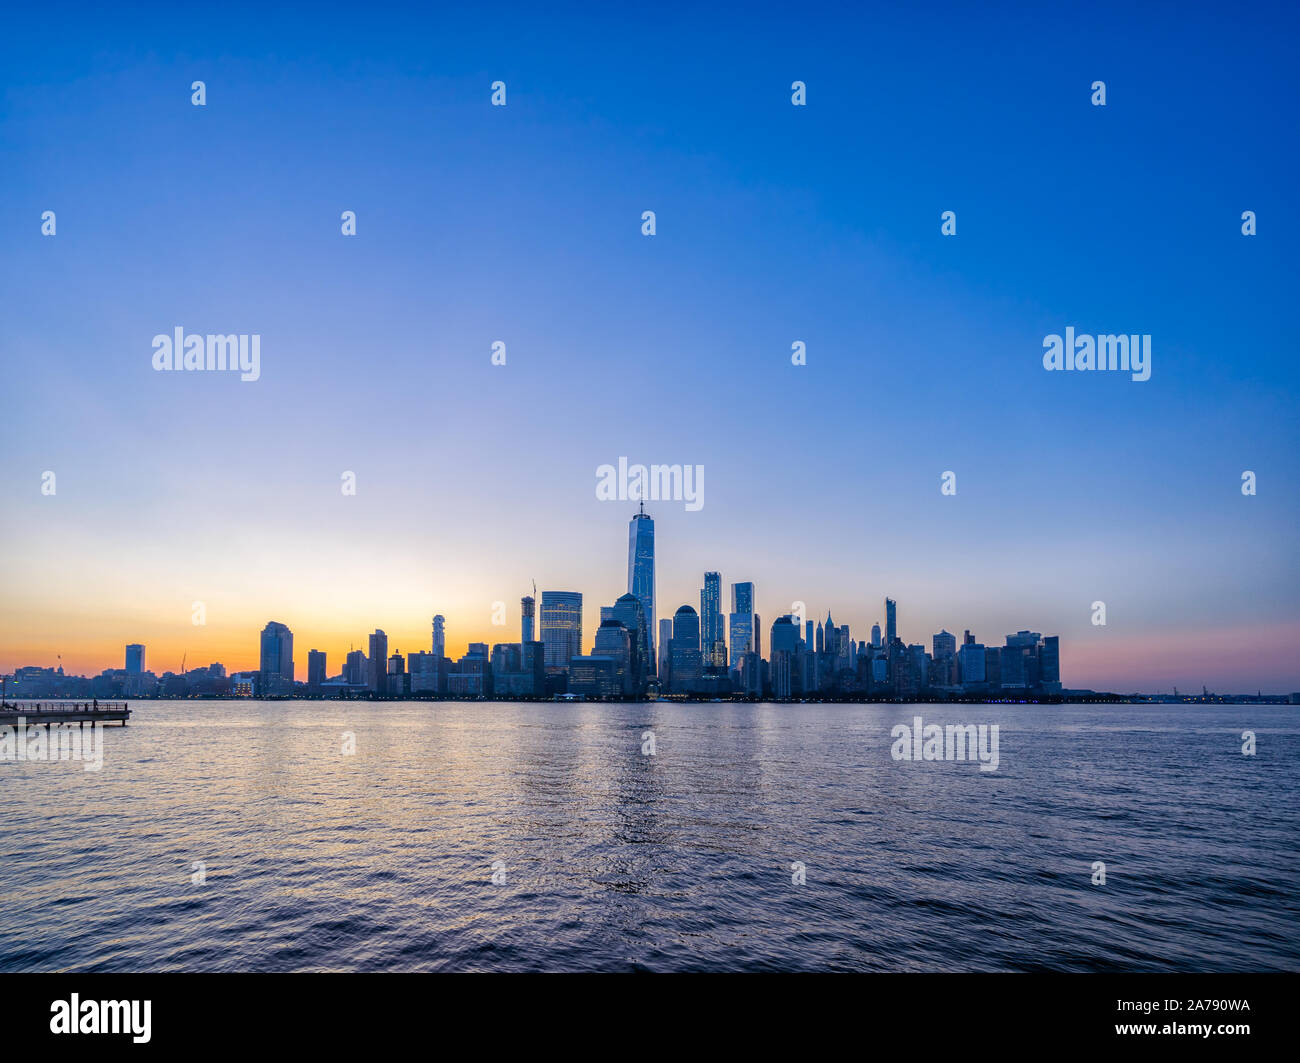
1;700;1295;971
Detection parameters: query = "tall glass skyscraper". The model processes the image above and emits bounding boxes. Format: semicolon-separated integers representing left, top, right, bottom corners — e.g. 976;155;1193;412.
608;592;648;689
260;621;295;687
672;605;701;649
540;591;583;671
1040;635;1061;689
700;572;724;668
733;582;754;614
729;581;755;669
628;503;655;671
670;605;703;691
658;617;673;679
125;643;145;675
769;614;800;655
885;597;897;645
367;629;387;692
593;619;632;693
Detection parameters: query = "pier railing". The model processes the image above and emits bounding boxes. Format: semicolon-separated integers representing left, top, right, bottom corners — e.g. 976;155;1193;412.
0;701;129;714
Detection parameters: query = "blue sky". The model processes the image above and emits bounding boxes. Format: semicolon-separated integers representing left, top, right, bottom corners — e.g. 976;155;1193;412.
2;2;1297;690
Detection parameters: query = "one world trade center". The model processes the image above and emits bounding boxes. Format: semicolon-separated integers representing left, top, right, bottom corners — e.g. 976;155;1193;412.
628;501;655;674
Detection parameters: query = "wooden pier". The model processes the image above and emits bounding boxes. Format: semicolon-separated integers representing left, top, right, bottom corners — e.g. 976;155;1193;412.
0;701;131;725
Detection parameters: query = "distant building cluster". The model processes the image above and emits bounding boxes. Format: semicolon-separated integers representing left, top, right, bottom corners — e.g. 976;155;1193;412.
2;506;1078;701
234;505;1063;701
3;645;229;700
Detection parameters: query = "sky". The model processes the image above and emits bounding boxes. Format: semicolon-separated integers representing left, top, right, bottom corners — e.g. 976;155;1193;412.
2;2;1298;692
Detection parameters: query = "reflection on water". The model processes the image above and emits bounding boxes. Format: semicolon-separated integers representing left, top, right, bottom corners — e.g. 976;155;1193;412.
1;700;1296;972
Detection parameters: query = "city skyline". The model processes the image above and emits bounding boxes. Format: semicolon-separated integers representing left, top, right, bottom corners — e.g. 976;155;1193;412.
4;504;1297;695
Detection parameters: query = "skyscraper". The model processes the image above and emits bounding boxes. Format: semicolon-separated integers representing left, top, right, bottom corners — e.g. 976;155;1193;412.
409;651;439;693
733;581;754;615
368;629;388;692
593;619;632;694
770;614;801;656
125;643;145;675
885;598;897;646
933;630;957;686
770;614;801;699
307;649;326;690
521;595;535;645
672;605;701;650
985;646;1002;688
609;592;648;691
959;642;987;687
540;591;583;671
259;621;294;691
1000;631;1041;689
345;649;367;686
1041;635;1061;690
387;651;407;696
729;581;755;669
871;623;881;649
670;605;703;692
658;617;673;680
700;571;724;668
824;612;840;657
431;615;445;659
628;503;656;671
730;614;754;668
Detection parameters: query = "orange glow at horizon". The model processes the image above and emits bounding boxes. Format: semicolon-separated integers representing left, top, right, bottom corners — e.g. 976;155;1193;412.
1;611;531;679
6;606;1298;693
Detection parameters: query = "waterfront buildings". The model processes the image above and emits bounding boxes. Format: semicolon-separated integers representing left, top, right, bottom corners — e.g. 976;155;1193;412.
61;511;1068;702
568;654;621;698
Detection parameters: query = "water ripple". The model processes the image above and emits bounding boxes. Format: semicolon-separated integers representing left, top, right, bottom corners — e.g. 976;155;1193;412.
1;700;1296;972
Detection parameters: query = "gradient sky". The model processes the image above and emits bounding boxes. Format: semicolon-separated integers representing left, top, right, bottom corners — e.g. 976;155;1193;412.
2;2;1298;692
